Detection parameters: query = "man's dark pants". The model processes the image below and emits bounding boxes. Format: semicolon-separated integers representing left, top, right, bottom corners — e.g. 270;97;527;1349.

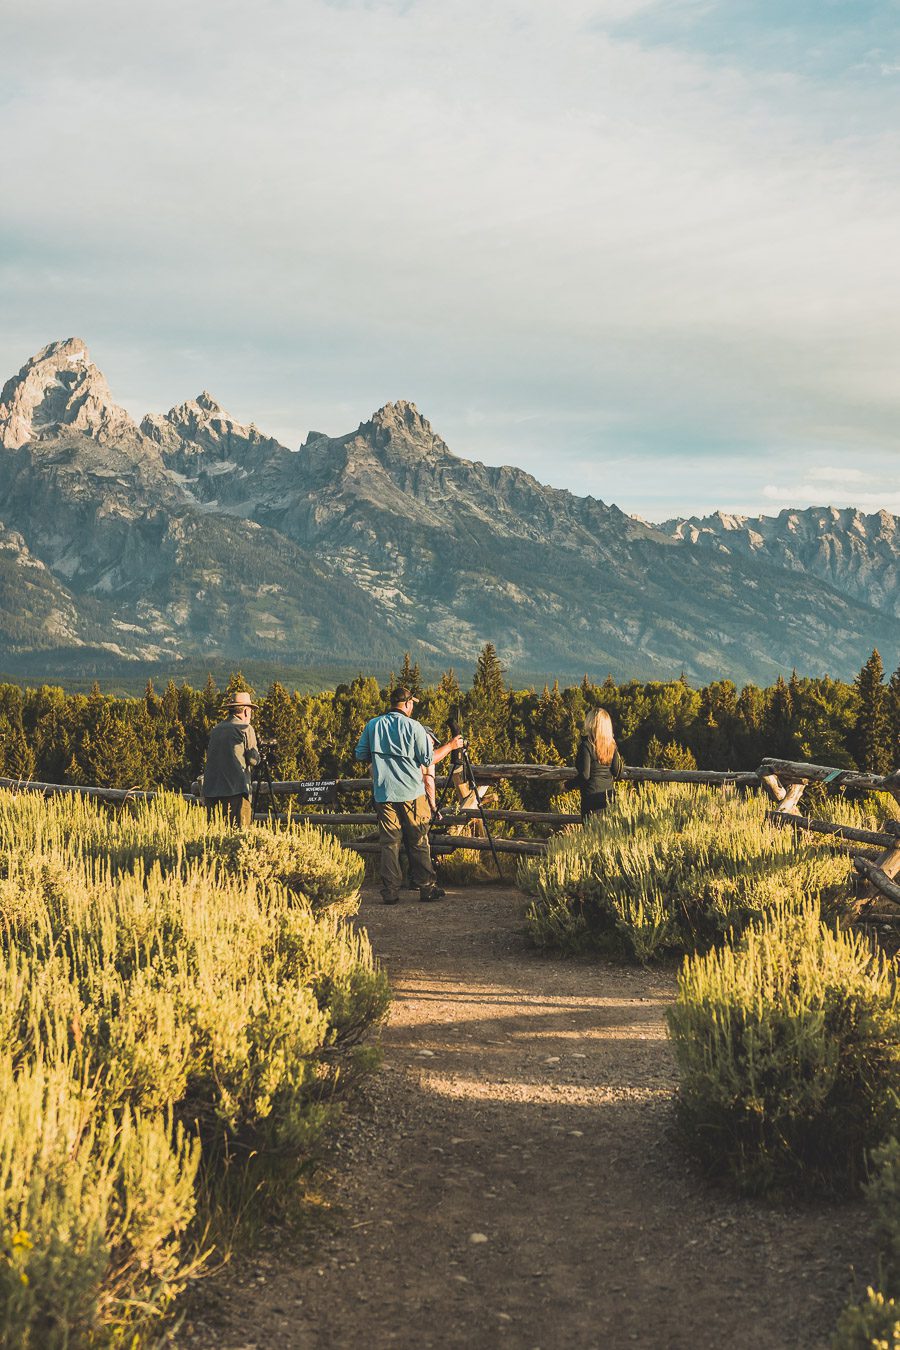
376;796;435;900
205;795;252;827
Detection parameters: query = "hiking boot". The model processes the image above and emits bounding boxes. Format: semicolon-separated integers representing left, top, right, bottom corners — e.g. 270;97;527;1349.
382;892;400;905
419;884;445;903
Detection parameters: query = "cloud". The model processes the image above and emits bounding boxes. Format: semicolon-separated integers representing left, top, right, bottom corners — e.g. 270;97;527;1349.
2;0;900;515
762;481;900;516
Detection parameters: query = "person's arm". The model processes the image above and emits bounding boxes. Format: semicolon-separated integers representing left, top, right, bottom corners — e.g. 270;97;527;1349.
432;734;464;766
422;764;436;812
612;748;625;779
243;723;260;768
574;739;591;787
412;724;435;769
355;722;372;762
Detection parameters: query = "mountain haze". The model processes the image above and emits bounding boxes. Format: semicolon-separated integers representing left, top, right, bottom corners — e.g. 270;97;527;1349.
0;338;897;685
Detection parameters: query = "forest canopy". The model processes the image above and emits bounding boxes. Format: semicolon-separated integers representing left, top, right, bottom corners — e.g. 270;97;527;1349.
0;644;897;791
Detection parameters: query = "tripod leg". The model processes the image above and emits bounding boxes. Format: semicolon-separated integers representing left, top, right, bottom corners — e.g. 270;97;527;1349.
461;752;503;881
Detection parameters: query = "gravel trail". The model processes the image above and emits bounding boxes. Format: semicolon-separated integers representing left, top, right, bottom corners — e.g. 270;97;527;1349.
179;883;873;1349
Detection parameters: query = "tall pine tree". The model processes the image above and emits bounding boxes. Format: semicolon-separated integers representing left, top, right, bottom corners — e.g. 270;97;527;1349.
852;649;890;774
888;660;900;772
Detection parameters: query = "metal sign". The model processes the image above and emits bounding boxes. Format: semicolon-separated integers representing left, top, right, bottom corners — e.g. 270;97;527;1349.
296;779;339;806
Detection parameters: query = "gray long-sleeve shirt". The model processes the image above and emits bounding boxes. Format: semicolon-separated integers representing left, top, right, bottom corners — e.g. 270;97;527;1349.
202;717;260;798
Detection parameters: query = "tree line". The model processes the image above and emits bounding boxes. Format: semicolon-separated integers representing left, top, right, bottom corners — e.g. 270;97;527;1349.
0;644;897;794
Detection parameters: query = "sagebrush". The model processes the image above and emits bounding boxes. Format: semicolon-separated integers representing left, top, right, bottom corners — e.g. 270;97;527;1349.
518;784;856;960
668;902;900;1195
0;790;388;1347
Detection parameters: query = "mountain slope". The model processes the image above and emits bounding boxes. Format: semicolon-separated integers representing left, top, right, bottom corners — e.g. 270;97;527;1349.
662;508;900;618
0;338;897;684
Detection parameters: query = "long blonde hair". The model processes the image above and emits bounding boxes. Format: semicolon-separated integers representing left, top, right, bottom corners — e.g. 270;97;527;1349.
584;708;616;765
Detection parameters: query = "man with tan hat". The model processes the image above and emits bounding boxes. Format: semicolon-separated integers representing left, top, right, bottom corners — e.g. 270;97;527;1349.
355;685;463;905
202;689;261;827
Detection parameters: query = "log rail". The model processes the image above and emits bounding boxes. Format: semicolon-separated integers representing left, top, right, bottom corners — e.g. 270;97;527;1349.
1;757;898;867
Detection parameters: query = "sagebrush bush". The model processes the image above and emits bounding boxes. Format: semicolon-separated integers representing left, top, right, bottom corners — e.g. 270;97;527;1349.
0;789;389;1347
217;821;364;913
667;902;900;1194
0;851;388;1143
833;1288;900;1349
866;1139;900;1293
0;1059;199;1348
0;791;365;913
518;784;855;960
832;1141;900;1348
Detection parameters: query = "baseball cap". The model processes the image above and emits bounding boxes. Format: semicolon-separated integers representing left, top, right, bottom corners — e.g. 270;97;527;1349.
389;685;420;706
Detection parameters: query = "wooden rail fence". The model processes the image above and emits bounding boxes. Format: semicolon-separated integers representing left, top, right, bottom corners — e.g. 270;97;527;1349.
2;758;899;907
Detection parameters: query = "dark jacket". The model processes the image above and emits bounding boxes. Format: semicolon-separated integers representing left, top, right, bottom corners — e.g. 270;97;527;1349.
203;717;260;799
574;737;624;817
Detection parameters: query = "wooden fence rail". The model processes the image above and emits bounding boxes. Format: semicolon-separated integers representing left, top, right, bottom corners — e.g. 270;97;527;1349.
2;757;898;868
853;857;900;907
768;813;899;850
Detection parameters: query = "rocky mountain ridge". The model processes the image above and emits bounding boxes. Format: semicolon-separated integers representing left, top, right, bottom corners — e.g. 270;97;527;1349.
0;338;897;684
662;508;900;618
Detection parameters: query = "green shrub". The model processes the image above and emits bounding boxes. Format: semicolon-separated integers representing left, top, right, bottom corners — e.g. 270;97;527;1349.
0;852;388;1143
833;1141;900;1348
0;1060;199;1348
519;784;854;960
217;821;364;913
0;788;390;1345
667;902;900;1194
0;791;364;915
833;1289;900;1349
866;1139;900;1293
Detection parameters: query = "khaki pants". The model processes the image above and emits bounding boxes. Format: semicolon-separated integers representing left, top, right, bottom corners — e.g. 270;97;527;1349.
376;797;435;899
206;795;252;828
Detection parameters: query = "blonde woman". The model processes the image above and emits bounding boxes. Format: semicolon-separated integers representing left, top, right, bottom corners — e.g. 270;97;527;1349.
574;708;624;821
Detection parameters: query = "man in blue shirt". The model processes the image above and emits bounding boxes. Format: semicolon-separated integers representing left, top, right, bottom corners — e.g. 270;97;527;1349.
355;685;462;905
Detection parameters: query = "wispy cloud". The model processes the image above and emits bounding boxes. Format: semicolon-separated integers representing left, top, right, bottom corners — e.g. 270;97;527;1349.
2;0;899;516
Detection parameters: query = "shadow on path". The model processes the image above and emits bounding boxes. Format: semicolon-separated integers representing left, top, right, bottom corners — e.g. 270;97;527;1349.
179;884;873;1350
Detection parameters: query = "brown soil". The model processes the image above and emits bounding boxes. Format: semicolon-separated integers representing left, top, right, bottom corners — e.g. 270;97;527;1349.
178;883;874;1349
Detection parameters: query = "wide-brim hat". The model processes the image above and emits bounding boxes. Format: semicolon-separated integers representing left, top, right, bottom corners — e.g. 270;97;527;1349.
224;690;259;710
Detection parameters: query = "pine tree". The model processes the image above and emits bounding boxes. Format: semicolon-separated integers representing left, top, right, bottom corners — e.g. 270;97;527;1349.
33;706;73;782
224;671;254;703
143;678;161;718
259;682;302;778
645;736;696;770
200;674;221;724
766;676;795;760
420;668;461;741
888;661;900;772
76;705;147;788
852;649;890;774
398;652;423;697
535;681;575;761
465;643;512;761
162;679;180;721
0;716;36;779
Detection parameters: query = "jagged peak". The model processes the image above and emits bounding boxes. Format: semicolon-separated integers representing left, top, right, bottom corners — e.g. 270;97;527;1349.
366;400;434;436
156;391;230;424
0;337;137;450
31;336;92;367
353;399;459;468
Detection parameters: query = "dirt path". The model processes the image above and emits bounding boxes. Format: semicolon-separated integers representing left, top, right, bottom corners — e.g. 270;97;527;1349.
179;884;873;1349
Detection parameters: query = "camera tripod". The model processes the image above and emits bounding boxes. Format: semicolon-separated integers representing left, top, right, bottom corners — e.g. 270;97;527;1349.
250;744;278;818
433;721;504;881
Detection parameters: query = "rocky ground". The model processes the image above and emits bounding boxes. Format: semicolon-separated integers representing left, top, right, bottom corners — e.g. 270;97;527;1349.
177;883;874;1349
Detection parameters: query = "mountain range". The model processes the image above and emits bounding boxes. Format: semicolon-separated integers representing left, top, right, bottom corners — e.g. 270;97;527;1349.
0;337;897;687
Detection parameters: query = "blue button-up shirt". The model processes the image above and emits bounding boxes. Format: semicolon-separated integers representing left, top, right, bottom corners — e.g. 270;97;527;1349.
355;711;434;803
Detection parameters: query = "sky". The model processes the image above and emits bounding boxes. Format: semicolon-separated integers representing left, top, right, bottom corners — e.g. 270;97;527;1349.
2;0;900;519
